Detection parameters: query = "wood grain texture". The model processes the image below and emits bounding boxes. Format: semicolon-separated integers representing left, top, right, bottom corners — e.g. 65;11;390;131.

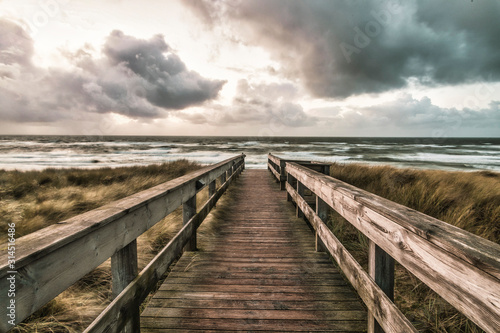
287;182;417;333
111;240;139;332
0;155;244;332
285;161;500;333
84;161;244;333
368;241;395;333
140;170;367;332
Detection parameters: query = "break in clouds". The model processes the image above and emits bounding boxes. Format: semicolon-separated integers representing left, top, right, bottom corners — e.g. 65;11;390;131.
0;18;225;122
0;0;499;135
186;0;500;98
179;79;316;129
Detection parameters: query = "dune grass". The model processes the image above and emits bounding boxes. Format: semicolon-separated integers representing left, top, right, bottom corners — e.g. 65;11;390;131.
2;161;498;332
1;160;202;332
326;163;499;333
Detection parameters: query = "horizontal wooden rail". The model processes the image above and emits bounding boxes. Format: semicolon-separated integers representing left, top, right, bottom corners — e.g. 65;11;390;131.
0;154;245;332
286;181;416;333
268;153;330;190
268;154;500;333
84;160;245;333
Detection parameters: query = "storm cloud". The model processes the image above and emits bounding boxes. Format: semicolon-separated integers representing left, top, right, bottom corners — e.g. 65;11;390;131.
186;0;500;99
0;19;225;122
311;94;500;136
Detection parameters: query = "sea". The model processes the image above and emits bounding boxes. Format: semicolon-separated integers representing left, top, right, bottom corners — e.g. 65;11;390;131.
0;136;499;172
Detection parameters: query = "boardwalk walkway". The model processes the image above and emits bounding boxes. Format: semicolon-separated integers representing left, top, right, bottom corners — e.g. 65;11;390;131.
140;169;367;332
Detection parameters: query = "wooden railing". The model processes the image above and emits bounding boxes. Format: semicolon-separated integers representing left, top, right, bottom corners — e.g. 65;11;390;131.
268;153;500;333
0;154;245;333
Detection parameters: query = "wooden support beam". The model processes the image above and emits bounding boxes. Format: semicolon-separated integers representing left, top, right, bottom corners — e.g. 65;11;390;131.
285;161;500;333
85;162;244;333
286;182;417;333
183;195;197;251
286;173;294;202
296;181;305;218
208;180;216;197
315;196;327;252
279;160;287;190
368;240;395;333
111;240;139;332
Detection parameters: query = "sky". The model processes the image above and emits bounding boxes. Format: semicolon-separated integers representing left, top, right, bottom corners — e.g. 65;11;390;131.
0;0;499;137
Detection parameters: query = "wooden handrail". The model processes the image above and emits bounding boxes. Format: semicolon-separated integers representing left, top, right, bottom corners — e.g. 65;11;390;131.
268;153;330;190
0;154;245;332
268;154;500;333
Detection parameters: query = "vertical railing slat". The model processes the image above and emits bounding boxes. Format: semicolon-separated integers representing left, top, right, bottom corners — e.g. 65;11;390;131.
111;240;139;332
183;194;197;251
368;240;395;333
296;181;305;218
315;196;328;252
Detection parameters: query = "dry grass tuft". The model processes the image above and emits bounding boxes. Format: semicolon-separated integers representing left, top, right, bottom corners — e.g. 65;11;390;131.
327;163;499;333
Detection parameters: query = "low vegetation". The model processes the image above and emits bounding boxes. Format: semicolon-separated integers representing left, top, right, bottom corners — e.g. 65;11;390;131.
326;163;499;333
0;160;201;332
2;161;498;332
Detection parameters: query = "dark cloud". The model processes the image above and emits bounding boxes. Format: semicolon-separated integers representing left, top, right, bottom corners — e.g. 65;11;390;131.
0;20;225;122
313;94;500;136
185;0;500;99
103;30;225;109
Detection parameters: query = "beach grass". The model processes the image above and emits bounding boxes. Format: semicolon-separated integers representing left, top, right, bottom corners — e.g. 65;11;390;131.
1;160;201;332
326;163;499;333
2;161;499;332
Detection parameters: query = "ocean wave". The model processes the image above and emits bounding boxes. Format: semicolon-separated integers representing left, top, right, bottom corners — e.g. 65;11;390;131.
0;136;499;172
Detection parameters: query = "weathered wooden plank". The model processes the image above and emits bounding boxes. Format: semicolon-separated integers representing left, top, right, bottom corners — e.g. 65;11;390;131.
111;239;139;332
165;265;334;274
286;162;500;333
152;290;360;301
183;194;197;251
142;307;367;321
145;298;365;311
111;240;138;299
287;182;417;333
172;257;333;264
165;272;344;280
83;163;244;333
161;277;346;286
140;317;366;332
268;161;281;181
141;170;366;332
175;251;325;258
316;196;328;252
368;240;395;333
296;181;305;218
208;180;216;197
158;284;351;294
0;155;244;331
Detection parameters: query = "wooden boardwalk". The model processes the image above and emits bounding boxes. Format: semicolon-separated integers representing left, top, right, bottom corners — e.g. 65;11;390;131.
141;169;367;332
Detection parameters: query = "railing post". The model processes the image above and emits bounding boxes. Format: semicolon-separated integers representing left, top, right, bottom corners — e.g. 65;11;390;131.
322;164;330;176
315;196;328;252
296;181;305;218
279;160;287;190
368;240;395;333
183;194;197;251
286;172;293;201
111;240;139;332
221;171;227;184
208;180;216;197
